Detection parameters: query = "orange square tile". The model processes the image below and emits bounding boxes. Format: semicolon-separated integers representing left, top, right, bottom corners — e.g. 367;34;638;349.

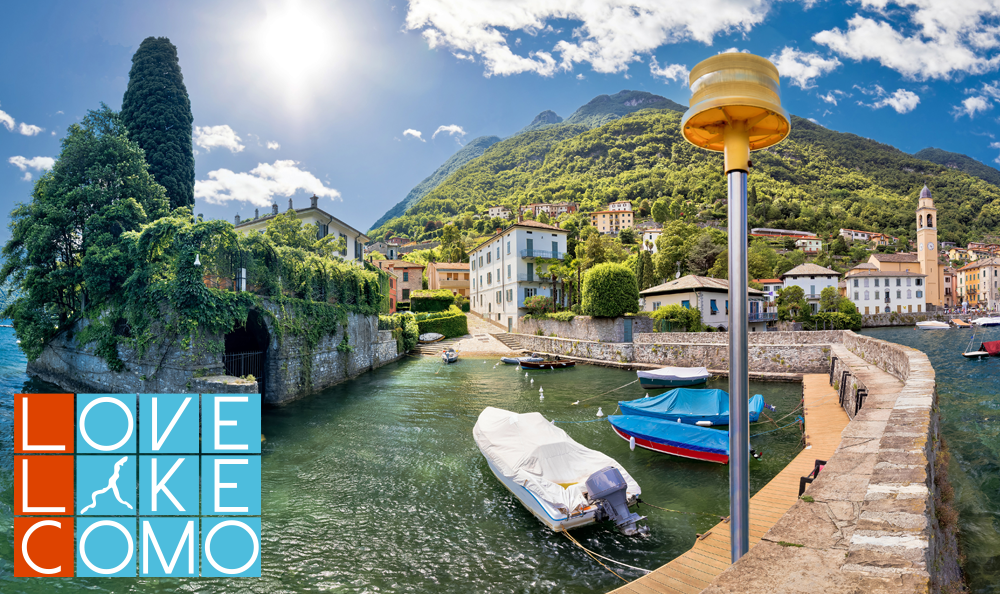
15;393;75;454
15;455;74;516
14;516;75;577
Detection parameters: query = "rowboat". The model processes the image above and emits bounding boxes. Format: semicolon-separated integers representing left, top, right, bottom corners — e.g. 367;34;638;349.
636;366;711;390
441;348;458;363
619;388;767;427
519;360;576;370
419;333;445;344
474;407;648;535
916;321;950;330
608;415;731;464
500;356;544;365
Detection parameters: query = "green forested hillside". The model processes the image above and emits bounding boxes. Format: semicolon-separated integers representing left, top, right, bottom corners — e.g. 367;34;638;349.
561;90;685;128
519;109;564;134
914;147;1000;188
368;135;501;231
371;108;1000;248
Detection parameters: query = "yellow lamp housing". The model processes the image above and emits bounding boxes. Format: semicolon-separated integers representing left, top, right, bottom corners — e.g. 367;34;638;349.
681;53;791;173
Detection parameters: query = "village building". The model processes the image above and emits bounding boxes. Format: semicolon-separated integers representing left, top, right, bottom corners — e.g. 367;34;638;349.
944;266;957;308
426;261;470;298
639;275;771;331
370;260;425;306
607;200;633;212
845;267;927;314
641;228;662;253
590;209;634;234
781;263;839;313
234;195;369;263
365;241;397;260
957;258;1000;310
487;205;512;219
752;278;783;313
520;202;578;218
795;237;823;254
468;220;568;332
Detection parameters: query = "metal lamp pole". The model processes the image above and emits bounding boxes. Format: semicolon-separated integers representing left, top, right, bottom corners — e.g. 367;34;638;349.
680;54;791;562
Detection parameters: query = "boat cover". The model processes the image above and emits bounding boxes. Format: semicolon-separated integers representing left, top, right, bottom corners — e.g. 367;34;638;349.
982;341;1000;356
419;333;444;342
473;407;640;515
619;389;765;425
636;366;711;382
973;318;1000;326
608;415;730;457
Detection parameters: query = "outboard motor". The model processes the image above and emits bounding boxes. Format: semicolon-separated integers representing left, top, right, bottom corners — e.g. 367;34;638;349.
585;466;648;536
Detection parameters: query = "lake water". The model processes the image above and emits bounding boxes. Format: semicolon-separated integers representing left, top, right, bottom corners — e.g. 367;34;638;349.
861;326;1000;594
0;325;806;593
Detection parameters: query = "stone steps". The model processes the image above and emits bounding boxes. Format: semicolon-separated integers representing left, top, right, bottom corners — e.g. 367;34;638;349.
490;333;523;351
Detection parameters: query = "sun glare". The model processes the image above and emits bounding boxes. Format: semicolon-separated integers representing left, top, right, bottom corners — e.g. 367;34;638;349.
256;1;340;104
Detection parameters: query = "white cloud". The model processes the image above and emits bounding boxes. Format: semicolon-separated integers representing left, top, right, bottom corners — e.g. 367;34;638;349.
768;47;840;89
453;52;475;62
8;155;55;182
649;57;689;83
193;125;245;153
992;142;1000;165
718;47;750;54
56;110;64;115
818;89;848;105
576;73;585;80
859;87;920;113
194;160;341;207
0;107;13;131
432;124;466;141
18;123;43;136
814;5;1000;80
405;1;774;76
403;129;425;142
954;96;992;118
50;131;56;136
266;141;281;150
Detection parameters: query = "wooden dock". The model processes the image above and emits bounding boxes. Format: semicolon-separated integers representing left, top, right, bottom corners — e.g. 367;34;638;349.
609;374;849;594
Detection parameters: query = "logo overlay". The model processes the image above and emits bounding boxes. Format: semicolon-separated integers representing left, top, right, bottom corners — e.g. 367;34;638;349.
14;393;261;577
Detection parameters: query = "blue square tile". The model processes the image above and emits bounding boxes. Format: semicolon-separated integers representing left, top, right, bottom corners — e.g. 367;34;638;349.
139;517;199;577
76;455;136;516
201;456;261;515
139;394;199;454
139;455;199;516
76;517;137;577
77;394;137;454
202;394;261;454
201;517;261;577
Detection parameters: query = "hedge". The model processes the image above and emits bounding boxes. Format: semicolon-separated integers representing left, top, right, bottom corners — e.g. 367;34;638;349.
410;289;456;312
582;263;639;318
379;312;419;352
416;309;468;338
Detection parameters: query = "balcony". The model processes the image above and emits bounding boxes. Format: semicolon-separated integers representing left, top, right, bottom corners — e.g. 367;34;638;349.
517;274;555;283
748;312;778;322
520;249;563;260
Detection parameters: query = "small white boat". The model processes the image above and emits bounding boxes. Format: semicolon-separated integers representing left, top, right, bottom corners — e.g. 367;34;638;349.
441;348;458;363
916;321;950;330
473;407;647;535
973;317;1000;327
636;366;711;390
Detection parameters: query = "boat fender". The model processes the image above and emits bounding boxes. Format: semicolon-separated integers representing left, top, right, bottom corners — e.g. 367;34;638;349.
629;436;636;451
751;449;762;460
644;393;649;398
539;387;543;393
596;407;604;417
525;372;529;378
530;378;534;384
539;393;544;401
696;421;713;427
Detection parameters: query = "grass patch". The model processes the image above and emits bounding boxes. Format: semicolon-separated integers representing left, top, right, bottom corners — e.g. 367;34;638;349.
777;541;804;548
800;495;814;503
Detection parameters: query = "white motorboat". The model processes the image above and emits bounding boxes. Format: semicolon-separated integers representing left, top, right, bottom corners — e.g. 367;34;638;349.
636;366;712;389
473;407;647;535
441;348;458;363
973;317;1000;327
915;321;950;330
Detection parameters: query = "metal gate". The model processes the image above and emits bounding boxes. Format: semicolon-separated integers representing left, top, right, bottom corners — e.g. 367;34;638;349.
623;318;633;342
223;351;265;382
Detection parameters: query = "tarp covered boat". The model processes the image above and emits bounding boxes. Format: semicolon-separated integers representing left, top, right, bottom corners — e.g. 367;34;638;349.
973;317;1000;327
636;366;711;389
520;360;576;370
916;321;950;330
619;388;765;426
608;415;731;464
981;340;1000;356
419;333;445;344
500;356;544;365
474;407;647;534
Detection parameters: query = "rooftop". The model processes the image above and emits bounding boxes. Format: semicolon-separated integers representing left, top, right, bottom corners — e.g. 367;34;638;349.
753;278;783;284
870;252;919;263
641;275;765;296
469;220;565;252
782;263;839;277
845;269;926;278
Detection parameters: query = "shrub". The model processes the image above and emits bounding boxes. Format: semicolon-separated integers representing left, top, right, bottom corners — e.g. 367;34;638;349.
582;263;639;318
416;308;468;338
410;289;455;312
651;304;704;332
379;312;419;352
523;295;554;316
454;294;470;313
548;311;576;322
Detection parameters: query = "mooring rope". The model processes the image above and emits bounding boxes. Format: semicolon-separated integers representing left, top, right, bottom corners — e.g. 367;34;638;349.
636;498;726;521
750;416;804;438
559;529;646;580
573;379;639;405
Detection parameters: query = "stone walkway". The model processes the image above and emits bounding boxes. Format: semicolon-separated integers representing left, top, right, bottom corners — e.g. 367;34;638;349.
428;314;517;357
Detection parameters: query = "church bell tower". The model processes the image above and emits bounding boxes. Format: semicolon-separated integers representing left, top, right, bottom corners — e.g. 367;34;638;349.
916;185;941;306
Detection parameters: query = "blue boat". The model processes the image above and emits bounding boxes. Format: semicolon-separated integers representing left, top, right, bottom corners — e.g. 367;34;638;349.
619;388;765;427
608;415;731;464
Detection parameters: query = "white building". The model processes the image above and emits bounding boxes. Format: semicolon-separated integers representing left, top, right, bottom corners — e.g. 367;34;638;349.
608;200;633;212
846;269;927;315
487;206;512;219
234;195;369;263
839;228;874;242
364;241;397;260
795;238;823;254
752;278;783;313
469;220;568;333
641;229;662;253
781;263;839;312
639;275;772;331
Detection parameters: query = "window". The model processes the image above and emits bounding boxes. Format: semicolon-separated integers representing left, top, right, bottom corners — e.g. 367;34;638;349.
681;300;690;309
897;290;901;299
403;271;409;282
652;301;661;309
864;290;870;300
479;256;483;267
864;279;870;287
710;299;718;314
496;291;501;304
507;241;511;254
496;247;500;259
907;289;912;299
875;291;880;299
726;300;729;315
473;278;476;289
916;279;923;286
524;288;537;299
507;289;513;302
874;279;879;287
907;277;911;286
896;278;901;286
497;269;500;283
916;290;923;298
507;264;511;278
854;279;859;287
339;233;348;256
402;289;410;300
480;275;483;287
854;291;859;300
810;285;816;295
487;252;491;264
487;272;492;284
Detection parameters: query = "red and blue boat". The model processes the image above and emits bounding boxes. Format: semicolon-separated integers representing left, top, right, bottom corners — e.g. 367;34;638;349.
608;415;732;464
619;388;766;427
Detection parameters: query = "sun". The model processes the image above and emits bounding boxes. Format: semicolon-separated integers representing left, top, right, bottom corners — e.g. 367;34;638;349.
255;1;341;104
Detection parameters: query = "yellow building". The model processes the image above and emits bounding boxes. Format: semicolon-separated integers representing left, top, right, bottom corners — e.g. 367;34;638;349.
867;186;944;308
426;261;470;298
590;210;634;234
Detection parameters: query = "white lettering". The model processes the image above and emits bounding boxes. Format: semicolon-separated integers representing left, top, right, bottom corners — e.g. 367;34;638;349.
21;520;62;574
80;397;134;451
21;397;64;451
79;520;134;575
214;458;248;513
204;520;259;574
22;458;64;513
214;396;249;450
151;458;186;512
142;520;194;575
151;397;191;450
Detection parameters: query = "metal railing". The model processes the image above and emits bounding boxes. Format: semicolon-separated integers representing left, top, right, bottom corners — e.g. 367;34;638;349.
519;249;563;259
748;312;777;322
517;274;555;283
222;350;265;381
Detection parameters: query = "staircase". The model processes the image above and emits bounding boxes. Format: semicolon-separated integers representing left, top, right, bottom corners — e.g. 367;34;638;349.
414;337;462;356
491;333;524;352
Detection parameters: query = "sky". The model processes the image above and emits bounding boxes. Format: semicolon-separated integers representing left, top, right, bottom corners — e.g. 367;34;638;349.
1;0;1000;246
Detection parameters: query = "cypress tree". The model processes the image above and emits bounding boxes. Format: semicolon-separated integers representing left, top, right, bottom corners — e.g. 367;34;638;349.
121;37;194;210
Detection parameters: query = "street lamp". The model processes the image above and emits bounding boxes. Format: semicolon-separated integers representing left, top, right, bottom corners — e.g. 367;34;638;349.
681;53;790;563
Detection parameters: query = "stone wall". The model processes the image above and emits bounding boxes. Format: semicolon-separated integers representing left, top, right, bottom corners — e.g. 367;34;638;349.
861;311;960;328
518;315;654;342
634;330;844;345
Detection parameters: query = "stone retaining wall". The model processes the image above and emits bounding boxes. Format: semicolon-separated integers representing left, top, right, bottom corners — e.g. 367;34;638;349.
519;316;654;342
862;311;960;327
634;330;844;345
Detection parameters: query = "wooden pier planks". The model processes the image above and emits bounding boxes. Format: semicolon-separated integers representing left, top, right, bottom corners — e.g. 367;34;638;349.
608;374;849;594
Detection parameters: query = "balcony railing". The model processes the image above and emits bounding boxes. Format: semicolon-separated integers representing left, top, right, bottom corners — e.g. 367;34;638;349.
748;312;778;322
517;274;555;283
520;249;563;259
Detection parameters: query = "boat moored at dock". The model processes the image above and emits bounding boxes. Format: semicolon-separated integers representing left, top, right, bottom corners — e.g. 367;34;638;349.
916;321;950;330
619;388;766;426
608;414;732;464
636;366;712;389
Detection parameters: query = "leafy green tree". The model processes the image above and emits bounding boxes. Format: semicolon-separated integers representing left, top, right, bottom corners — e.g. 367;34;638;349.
582;263;639;317
537;211;551;224
582;232;607;270
618;227;637;244
687;233;724;275
439;223;467;262
830;236;848;255
787;249;807;267
775;285;806;321
2;106;169;358
819;286;840;312
707;249;728;279
638;199;651;217
651;198;670;224
120;37;194;210
637;250;656;290
265;211;345;257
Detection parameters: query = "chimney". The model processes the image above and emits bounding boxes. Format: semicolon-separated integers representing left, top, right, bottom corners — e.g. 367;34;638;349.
272;203;278;215
310;194;318;209
288;198;293;212
235;214;240;225
255;208;259;218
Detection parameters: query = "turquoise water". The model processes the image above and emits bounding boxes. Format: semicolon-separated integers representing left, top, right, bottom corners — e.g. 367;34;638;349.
862;326;1000;594
0;325;805;593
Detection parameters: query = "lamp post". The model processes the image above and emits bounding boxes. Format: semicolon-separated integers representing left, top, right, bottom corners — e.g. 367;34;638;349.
680;53;790;562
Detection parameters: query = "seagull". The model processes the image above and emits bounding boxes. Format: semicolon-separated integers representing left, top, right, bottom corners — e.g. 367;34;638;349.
571;400;579;405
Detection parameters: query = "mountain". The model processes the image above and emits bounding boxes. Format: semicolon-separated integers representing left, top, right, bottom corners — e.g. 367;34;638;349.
562;90;686;128
370;91;687;232
368;135;501;232
370;108;1000;248
913;147;1000;188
